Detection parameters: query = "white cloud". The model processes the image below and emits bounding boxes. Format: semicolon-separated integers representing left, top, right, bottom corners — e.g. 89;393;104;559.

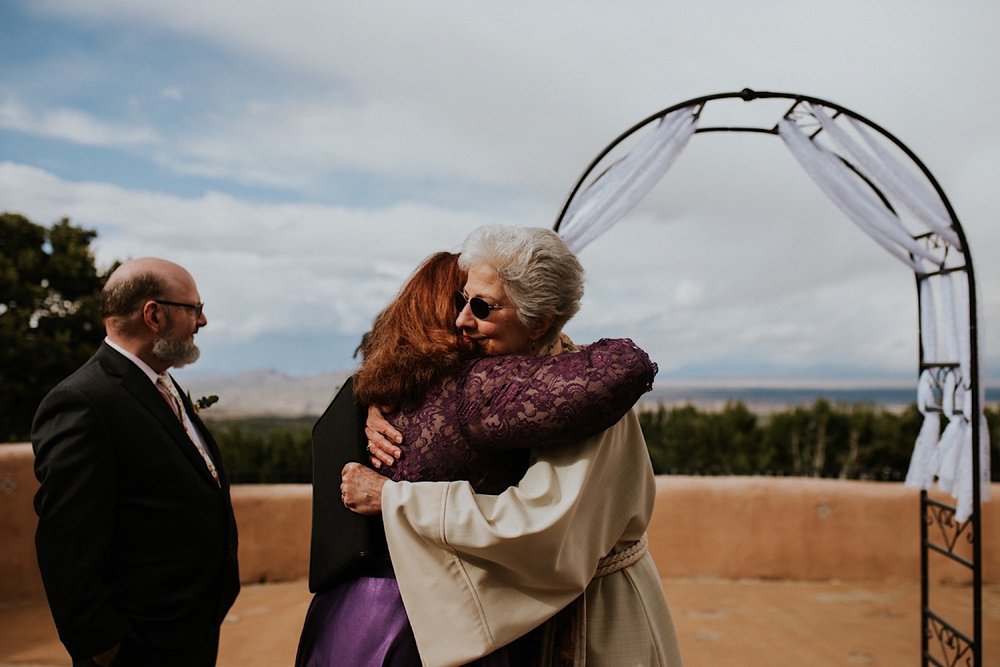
6;1;1000;380
22;2;988;196
0;161;521;342
0;97;159;147
19;2;1000;209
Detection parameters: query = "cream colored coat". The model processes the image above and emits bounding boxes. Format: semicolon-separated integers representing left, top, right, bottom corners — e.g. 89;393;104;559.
381;410;684;666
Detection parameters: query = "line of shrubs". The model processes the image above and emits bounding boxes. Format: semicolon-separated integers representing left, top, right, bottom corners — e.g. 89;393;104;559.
208;401;1000;484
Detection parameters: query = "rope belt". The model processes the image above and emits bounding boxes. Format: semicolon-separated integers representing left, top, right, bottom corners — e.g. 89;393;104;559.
594;534;648;578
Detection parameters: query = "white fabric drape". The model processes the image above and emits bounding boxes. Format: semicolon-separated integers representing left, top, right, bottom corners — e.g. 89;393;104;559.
906;369;941;489
558;106;697;253
778;117;937;271
810;107;961;249
778;106;989;523
848;117;960;248
554;97;988;523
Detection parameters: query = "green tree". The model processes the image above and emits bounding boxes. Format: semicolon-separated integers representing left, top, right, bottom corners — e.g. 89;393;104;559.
710;401;760;474
0;213;111;441
642;398;939;480
642;403;702;474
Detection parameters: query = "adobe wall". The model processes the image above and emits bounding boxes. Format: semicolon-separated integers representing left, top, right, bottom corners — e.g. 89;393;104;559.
2;443;997;601
645;475;997;583
0;445;43;600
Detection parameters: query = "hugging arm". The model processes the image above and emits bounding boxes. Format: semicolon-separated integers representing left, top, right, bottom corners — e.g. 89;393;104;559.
365;338;654;463
349;338;655;505
459;338;656;450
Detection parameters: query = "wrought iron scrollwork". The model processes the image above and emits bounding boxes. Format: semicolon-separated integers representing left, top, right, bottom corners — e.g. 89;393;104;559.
925;501;973;556
927;614;974;667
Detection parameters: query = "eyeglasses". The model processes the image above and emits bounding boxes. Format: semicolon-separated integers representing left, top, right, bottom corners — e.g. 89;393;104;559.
454;291;507;320
154;299;205;318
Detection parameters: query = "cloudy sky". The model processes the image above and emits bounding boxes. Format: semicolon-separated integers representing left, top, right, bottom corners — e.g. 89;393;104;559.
2;1;998;387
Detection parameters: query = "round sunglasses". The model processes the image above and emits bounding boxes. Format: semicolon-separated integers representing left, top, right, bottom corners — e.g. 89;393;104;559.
453;291;508;319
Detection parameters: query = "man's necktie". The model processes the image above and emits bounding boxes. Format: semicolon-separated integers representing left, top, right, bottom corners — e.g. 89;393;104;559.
156;373;220;486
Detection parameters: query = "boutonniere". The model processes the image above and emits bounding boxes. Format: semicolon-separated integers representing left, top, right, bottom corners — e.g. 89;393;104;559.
188;392;220;414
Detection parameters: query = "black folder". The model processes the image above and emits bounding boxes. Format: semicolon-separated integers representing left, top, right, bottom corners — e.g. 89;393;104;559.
308;376;388;593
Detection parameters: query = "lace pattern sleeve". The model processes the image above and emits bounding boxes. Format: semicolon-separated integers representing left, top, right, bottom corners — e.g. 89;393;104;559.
457;338;657;451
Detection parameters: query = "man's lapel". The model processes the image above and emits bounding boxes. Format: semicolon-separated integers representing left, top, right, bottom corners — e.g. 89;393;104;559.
177;387;229;490
97;344;223;490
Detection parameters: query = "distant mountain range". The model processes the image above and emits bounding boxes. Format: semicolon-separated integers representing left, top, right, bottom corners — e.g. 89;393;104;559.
183;369;352;419
182;369;999;420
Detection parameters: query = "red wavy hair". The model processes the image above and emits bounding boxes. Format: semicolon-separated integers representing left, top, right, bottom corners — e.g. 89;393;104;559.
353;252;473;408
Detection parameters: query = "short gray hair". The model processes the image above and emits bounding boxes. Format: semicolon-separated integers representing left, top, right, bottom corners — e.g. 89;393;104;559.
459;225;584;347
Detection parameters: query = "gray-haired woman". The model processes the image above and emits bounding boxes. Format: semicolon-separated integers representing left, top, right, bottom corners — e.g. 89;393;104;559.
297;226;676;665
345;225;684;666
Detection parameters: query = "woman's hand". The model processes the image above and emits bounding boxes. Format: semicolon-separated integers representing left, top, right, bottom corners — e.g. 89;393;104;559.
341;462;386;515
365;404;402;469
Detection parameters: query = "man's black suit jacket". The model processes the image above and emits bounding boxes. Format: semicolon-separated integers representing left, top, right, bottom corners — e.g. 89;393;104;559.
32;343;240;662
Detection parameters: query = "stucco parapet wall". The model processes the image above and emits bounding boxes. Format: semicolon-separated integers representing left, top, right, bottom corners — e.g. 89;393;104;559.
0;444;43;600
647;475;997;583
230;484;312;585
2;443;998;601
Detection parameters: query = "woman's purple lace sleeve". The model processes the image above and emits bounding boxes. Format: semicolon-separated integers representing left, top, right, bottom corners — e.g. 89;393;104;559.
457;338;657;451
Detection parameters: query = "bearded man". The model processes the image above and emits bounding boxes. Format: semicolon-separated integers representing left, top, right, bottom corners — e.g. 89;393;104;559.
31;257;239;666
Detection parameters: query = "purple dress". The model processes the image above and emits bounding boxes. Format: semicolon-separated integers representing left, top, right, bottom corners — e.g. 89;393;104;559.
295;339;656;666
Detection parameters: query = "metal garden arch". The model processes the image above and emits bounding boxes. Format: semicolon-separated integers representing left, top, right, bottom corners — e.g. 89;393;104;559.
553;89;989;667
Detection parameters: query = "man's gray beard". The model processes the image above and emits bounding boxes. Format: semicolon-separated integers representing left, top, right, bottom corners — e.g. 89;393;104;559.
152;336;200;368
